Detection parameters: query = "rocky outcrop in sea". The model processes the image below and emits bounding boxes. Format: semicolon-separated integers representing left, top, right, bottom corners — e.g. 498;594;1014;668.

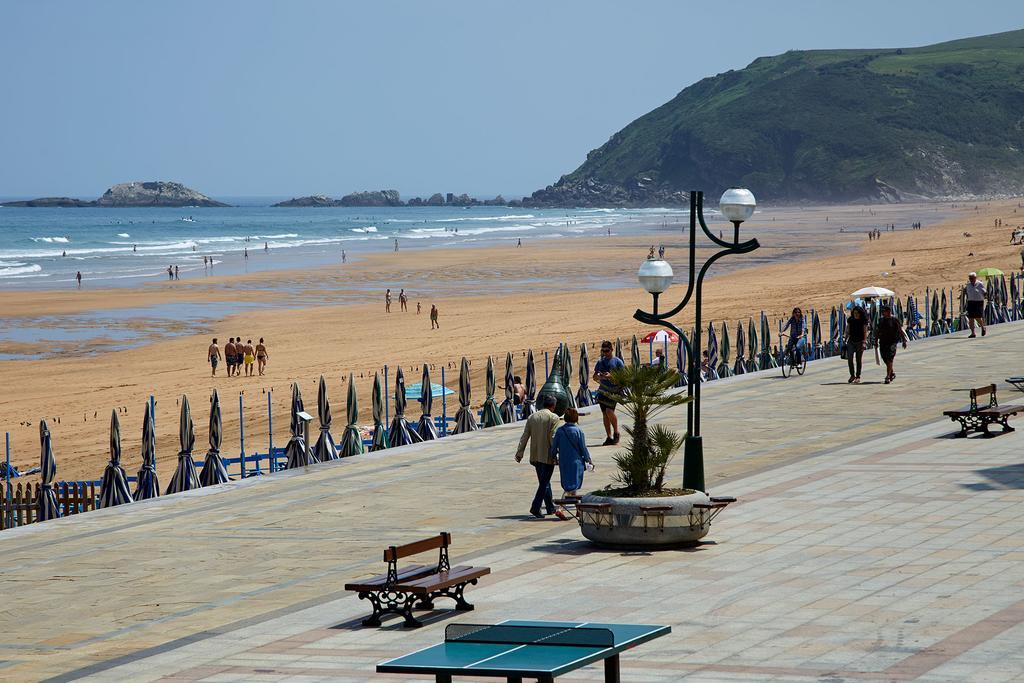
1;181;229;208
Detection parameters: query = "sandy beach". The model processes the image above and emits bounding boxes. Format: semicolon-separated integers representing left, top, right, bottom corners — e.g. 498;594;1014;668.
1;199;1022;482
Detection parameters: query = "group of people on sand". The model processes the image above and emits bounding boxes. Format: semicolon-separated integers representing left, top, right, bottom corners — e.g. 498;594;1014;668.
207;337;268;377
385;288;439;328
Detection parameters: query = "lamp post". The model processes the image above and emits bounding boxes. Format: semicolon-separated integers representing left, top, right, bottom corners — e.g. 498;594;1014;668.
634;189;759;491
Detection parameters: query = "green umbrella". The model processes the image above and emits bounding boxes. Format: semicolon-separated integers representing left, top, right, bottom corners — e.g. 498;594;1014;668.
452;357;478;434
340;373;364;456
480;356;503;428
370;372;387;451
615;338;624;363
560;343;576;410
747;318;759;371
975;267;1003;279
717;321;732;378
733;321;746;375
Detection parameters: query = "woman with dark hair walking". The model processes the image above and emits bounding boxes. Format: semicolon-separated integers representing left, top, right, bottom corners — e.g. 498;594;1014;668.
844;305;868;383
876;305;909;384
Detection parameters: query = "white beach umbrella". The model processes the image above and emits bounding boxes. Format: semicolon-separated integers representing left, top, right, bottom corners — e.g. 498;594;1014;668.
851;286;895;299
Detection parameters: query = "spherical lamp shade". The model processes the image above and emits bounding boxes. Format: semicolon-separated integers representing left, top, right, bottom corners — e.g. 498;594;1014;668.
719;187;756;223
638;258;674;294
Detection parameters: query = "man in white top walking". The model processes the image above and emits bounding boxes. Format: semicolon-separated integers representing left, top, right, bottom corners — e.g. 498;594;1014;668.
965;272;987;338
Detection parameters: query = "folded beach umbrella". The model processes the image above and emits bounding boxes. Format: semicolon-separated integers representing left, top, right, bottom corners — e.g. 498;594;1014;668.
747;319;759;371
827;308;838;357
930;289;941;337
759;312;774;368
716;322;731;378
521;349;537;418
733;321;746;375
615;338;624;363
99;410;133;508
286;382;318;468
480;356;503;428
706;322;719;381
452;357;478;434
416;365;439;441
940;289;949;333
36;420;60;521
560;343;576;410
675;335;687;386
339;372;365;455
199;389;230;486
811;310;822;360
134;402;160;500
167;395;200;494
576;344;593;406
500;352;517;422
370;372;387;452
630;335;641;368
312;375;339;462
388;366;422;446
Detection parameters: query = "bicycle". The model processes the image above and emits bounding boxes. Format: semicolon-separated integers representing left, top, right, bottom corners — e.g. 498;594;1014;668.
778;333;808;378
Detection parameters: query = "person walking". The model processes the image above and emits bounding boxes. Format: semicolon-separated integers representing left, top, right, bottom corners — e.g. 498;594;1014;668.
208;338;221;377
242;339;256;377
550;408;593;518
844;305;868;383
224;338;236;377
965;272;987;337
75;271;82;289
256;337;268;376
430;304;439;329
593;340;624;445
514;395;561;518
876;305;908;384
174;265;180;280
167;265;174;281
385;289;392;313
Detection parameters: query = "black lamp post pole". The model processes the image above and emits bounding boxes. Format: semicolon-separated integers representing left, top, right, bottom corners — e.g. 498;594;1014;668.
634;190;759;491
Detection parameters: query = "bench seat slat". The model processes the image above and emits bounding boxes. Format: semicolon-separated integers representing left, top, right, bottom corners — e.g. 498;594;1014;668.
393;566;491;594
344;564;432;592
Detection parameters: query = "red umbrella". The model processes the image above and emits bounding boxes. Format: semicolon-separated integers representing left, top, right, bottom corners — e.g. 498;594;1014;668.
640;330;679;344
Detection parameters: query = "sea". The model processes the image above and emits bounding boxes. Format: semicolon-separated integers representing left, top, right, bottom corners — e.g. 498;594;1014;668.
0;200;687;289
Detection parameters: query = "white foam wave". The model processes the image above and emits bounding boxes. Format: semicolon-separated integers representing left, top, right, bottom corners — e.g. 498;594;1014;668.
117;232;130;237
31;236;70;243
350;226;378;233
0;263;42;277
435;214;535;223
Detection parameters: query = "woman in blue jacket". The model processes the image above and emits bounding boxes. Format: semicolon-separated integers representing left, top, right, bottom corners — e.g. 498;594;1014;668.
550;408;594;508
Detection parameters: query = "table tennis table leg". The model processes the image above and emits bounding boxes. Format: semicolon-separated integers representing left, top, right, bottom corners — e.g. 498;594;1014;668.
604;653;620;683
435;675;452;683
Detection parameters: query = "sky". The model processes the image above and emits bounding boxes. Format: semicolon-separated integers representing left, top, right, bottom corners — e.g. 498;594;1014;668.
2;1;1022;199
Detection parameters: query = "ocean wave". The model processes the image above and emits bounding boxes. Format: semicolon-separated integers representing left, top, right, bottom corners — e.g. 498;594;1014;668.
117;232;130;237
435;214;535;223
31;236;70;243
0;263;43;278
350;226;378;233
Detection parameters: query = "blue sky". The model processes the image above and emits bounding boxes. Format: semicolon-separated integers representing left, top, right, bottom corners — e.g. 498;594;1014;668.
2;1;1021;198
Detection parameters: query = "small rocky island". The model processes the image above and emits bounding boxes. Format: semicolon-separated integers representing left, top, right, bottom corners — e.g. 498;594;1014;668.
274;190;508;207
1;181;229;208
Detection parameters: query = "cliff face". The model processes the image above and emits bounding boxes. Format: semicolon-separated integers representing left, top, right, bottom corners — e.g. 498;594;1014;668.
525;29;1024;205
338;190;402;207
95;181;229;207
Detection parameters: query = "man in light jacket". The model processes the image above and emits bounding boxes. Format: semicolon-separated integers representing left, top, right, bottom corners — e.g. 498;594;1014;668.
515;395;560;518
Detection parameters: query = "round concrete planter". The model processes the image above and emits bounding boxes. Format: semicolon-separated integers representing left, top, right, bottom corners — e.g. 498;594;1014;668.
578;490;712;548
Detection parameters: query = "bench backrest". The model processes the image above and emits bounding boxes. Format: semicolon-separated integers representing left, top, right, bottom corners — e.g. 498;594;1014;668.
970;384;997;410
384;532;451;563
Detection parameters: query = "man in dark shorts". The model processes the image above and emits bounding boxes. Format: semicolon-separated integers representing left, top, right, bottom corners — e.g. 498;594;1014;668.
208;338;221;377
876;305;908;384
224;337;236;377
593;340;625;446
965;272;987;338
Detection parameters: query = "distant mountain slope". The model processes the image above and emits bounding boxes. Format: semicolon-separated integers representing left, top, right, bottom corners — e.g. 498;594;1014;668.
526;29;1024;205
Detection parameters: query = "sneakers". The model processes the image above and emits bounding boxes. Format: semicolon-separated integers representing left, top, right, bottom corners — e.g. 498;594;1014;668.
612;432;621;445
969;333;976;338
982;328;986;336
529;509;543;519
554;508;570;521
848;376;855;384
601;437;613;447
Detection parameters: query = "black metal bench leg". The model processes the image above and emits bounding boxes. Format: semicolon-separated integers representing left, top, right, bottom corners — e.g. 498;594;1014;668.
1002;417;1015;433
430;580;476;611
605;653;620;683
401;595;423;628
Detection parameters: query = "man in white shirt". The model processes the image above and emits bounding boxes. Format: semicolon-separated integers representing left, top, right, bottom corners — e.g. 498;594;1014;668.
965;272;987;338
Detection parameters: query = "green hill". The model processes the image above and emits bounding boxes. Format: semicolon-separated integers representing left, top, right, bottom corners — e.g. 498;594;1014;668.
526;29;1024;205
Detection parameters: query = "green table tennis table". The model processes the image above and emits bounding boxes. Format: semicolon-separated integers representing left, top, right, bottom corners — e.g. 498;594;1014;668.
376;620;670;682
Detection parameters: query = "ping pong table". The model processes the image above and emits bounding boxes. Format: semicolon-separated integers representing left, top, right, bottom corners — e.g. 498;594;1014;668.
376;620;670;682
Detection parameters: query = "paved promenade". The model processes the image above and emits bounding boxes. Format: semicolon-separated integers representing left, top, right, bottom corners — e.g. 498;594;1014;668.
1;322;1022;682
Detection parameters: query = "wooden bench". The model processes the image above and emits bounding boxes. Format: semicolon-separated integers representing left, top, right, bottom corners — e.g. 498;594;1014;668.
943;384;1023;437
344;532;489;628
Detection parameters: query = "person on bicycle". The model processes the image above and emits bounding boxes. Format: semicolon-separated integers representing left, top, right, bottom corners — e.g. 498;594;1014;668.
781;307;808;363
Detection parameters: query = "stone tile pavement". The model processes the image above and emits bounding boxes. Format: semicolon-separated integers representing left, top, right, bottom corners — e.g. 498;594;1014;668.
1;322;1022;682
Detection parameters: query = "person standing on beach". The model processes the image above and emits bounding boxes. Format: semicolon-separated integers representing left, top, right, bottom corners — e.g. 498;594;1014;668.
514;395;560;518
385;289;392;313
416;302;421;314
174;265;180;280
208;338;221;377
256;338;268;376
399;289;408;312
224;338;236;377
394;238;399;252
341;249;346;263
430;304;439;329
876;305;908;384
168;265;174;281
244;248;248;260
965;272;987;337
242;339;255;377
593;340;624;446
844;305;868;383
75;271;82;289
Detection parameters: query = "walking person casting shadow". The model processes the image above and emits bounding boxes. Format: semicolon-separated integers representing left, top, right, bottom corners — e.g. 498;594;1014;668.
514;395;560;519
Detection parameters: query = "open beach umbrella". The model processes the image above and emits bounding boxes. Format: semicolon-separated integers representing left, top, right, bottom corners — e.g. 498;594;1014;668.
480;356;503;428
615;338;624;363
716;322;731;378
99;410;133;508
747;319;759;371
521;349;537;418
134;402;160;500
36;420;60;521
851;286;895;299
452;357;478;434
312;375;339;462
286;382;318;468
167;395;200;494
640;329;679;344
706;322;719;381
733;321;746;375
388;366;422;447
630;335;641;368
576;343;593;406
975;267;1003;279
340;372;365;455
416;365;439;441
370;372;387;451
199;389;230;486
500;352;517;422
